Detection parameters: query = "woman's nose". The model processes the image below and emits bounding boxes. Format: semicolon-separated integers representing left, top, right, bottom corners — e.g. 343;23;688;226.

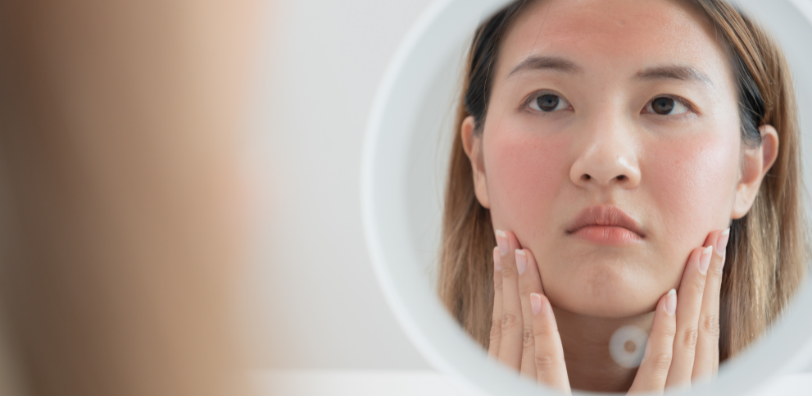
569;116;641;190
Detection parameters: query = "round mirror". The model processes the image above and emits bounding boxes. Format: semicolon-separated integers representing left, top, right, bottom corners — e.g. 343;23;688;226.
362;0;812;394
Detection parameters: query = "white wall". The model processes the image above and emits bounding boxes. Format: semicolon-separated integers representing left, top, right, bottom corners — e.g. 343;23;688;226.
252;0;812;372
251;0;434;369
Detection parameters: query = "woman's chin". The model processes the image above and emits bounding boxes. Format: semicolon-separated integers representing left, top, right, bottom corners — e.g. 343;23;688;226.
545;281;663;318
542;259;678;318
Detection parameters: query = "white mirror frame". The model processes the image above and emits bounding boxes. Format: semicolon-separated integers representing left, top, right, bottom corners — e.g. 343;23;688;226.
361;1;812;395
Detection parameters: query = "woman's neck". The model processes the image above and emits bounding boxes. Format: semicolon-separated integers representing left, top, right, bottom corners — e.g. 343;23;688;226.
552;306;655;393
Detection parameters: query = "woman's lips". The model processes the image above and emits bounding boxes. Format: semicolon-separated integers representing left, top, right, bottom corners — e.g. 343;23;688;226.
566;205;644;246
570;225;642;246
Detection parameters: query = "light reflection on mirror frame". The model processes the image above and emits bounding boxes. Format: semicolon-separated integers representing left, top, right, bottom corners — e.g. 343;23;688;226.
362;0;812;395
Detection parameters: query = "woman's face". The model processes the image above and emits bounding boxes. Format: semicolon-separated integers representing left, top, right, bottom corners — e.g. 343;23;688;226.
473;0;744;317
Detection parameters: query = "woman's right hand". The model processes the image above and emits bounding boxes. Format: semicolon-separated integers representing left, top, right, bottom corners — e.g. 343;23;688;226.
488;228;729;395
488;230;571;394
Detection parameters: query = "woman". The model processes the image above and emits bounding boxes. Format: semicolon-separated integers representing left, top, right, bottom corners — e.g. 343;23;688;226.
437;0;809;393
0;1;257;395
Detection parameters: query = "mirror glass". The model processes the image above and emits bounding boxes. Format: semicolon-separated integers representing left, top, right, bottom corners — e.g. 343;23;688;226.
363;0;812;395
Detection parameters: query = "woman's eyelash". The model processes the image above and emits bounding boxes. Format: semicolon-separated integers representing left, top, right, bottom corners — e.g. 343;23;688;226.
645;95;697;116
523;91;548;108
521;91;697;117
523;90;570;113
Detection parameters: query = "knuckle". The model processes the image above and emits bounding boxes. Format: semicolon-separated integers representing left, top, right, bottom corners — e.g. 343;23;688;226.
533;323;553;338
708;258;725;281
709;258;725;278
659;322;676;338
501;313;520;330
681;327;698;351
701;314;721;338
692;278;706;295
493;276;502;290
650;353;673;375
522;326;534;348
535;354;557;372
490;319;502;339
500;264;516;278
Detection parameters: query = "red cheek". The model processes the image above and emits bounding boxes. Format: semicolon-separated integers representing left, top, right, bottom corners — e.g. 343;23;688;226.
645;134;737;246
486;131;570;240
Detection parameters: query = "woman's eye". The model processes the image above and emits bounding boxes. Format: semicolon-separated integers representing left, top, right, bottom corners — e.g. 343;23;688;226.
529;93;570;112
647;97;690;116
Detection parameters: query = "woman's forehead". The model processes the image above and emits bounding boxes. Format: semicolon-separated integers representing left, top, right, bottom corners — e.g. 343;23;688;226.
495;0;731;86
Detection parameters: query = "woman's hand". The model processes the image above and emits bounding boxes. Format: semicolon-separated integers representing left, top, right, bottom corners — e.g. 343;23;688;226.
487;228;729;394
628;228;730;394
488;230;571;394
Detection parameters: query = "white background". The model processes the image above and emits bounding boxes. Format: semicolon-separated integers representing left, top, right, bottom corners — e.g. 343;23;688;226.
252;0;433;370
252;0;812;374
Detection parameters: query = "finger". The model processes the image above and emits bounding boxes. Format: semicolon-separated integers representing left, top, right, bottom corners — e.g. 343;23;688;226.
495;230;523;370
530;293;570;393
517;249;543;380
628;290;677;394
666;246;712;389
488;247;503;359
693;228;729;380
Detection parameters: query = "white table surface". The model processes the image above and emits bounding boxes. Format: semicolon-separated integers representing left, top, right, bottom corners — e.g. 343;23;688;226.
254;370;812;396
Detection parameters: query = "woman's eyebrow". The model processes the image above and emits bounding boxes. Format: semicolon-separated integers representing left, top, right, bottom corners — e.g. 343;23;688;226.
507;55;583;78
635;65;714;88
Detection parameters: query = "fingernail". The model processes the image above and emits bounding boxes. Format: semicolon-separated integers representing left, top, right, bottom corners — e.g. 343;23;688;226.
516;249;527;275
531;293;542;315
666;289;677;315
716;228;730;256
699;245;713;274
496;230;508;256
493;248;501;272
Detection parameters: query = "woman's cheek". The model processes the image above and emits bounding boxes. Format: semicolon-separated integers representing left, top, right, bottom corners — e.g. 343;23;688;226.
646;133;738;271
486;131;570;242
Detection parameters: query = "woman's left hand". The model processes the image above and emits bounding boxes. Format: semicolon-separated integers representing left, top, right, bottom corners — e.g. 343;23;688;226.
628;228;730;393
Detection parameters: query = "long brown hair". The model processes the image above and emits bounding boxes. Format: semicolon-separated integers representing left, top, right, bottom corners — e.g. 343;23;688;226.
437;0;810;362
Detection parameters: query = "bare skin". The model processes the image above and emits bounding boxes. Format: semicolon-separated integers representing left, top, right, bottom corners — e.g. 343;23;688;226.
0;1;259;395
462;0;780;392
488;228;729;393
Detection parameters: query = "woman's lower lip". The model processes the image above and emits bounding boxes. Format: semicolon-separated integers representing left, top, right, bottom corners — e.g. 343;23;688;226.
571;226;642;245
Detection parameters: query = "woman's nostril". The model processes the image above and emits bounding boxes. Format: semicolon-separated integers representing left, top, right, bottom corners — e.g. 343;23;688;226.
579;174;631;184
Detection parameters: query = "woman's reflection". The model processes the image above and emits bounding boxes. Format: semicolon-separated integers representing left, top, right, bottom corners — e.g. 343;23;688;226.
437;0;808;393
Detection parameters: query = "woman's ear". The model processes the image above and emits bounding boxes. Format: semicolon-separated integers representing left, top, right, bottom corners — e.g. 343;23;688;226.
461;116;490;208
731;125;779;219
